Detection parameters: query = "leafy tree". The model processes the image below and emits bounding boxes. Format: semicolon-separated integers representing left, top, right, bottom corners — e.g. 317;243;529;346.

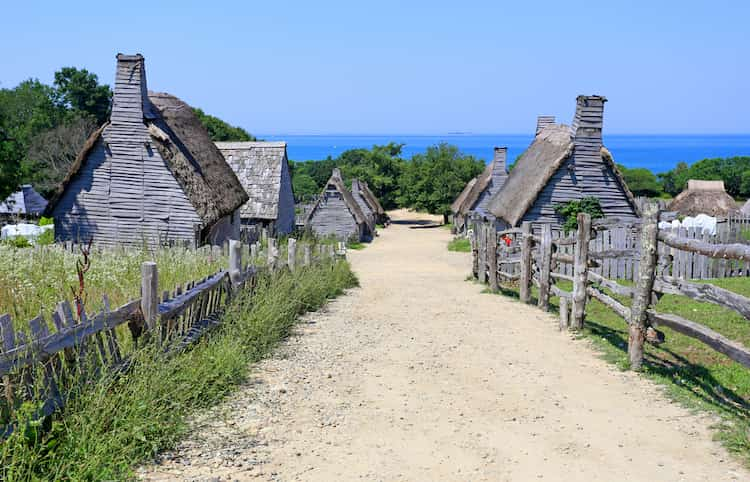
192;108;256;142
618;164;662;197
398;143;484;223
0;115;23;200
291;173;319;202
338;143;405;209
554;197;604;233
53;67;112;125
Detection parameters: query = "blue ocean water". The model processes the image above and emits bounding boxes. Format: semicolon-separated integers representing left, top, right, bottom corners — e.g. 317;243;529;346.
257;134;750;173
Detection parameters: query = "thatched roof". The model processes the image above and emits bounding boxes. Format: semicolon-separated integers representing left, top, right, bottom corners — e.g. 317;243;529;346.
0;185;47;215
215;141;290;220
451;177;478;214
458;147;508;216
488;125;574;225
45;54;248;228
305;169;374;233
669;180;738;217
360;181;385;215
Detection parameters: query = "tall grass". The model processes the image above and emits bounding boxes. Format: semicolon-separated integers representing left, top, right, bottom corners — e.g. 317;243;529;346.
0;260;358;480
447;237;471;252
0;245;227;323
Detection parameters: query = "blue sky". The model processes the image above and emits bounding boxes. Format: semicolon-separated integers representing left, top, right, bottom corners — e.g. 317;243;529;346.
1;1;748;135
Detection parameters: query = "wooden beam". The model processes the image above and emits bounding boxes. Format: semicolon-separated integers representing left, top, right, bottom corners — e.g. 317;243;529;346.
653;276;750;320
519;222;533;304
587;286;631;320
587;271;635;297
658;230;750;261
571;213;592;329
629;202;659;370
538;223;552;311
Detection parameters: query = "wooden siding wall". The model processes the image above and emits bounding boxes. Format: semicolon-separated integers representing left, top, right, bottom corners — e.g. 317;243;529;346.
472;148;508;214
53;56;203;246
308;191;360;241
275;154;296;235
351;181;375;225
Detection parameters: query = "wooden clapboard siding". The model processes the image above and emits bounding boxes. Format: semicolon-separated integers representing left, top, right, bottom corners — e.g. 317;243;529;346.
276;153;296;235
308;190;360;240
523;159;578;225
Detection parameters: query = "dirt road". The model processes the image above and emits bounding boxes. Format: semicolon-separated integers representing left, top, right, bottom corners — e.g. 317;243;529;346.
141;210;747;481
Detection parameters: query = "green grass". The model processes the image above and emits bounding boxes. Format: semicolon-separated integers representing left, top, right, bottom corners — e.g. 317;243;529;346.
0;244;227;324
347;241;366;250
447;237;471;252
482;276;750;464
441;222;453;231
0;259;358;480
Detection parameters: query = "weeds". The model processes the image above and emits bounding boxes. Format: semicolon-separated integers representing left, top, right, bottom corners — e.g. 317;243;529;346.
447;237;471;252
0;260;358;480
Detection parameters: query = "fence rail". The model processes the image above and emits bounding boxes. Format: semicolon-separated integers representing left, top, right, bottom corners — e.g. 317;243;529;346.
471;206;750;371
0;238;344;435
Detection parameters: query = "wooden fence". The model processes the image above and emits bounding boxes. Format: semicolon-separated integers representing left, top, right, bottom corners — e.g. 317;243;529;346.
472;206;750;371
0;238;344;435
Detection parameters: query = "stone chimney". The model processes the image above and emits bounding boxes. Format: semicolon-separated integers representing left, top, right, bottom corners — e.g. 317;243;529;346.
111;53;157;124
535;116;556;136
571;95;607;157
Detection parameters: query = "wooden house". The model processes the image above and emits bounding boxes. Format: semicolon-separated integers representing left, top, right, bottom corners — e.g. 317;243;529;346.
488;96;639;229
359;180;388;225
350;179;376;226
304;169;374;241
451;177;478;233
46;54;248;247
670;180;738;217
215;141;295;237
0;185;47;220
451;147;509;232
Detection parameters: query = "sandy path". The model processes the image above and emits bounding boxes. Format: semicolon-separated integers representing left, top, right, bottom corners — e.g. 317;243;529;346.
140;209;747;481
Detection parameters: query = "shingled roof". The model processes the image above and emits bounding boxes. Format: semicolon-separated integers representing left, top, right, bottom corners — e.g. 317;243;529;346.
46;54;248;228
458;147;508;216
215;141;289;220
305;169;374;233
360;181;385;216
451;177;478;214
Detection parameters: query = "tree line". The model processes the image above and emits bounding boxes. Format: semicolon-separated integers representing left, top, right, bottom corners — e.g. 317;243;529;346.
290;143;486;222
0;67;254;201
619;157;750;199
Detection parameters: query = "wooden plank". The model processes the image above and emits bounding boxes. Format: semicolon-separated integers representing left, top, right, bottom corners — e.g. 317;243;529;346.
487;225;498;292
550;284;572;299
587;271;635;297
653;276;750;320
159;272;226;320
29;315;61;404
141;262;158;331
647;311;750;369
559;296;569;330
587;286;630;320
102;295;122;364
658;229;750;263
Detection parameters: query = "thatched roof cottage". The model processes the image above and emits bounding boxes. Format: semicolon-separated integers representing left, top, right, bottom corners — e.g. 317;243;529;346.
671;180;738;217
450;147;509;233
215;141;295;236
359;181;387;225
488;96;639;228
350;179;376;226
304;169;373;241
0;185;47;218
46;54;248;247
351;179;387;226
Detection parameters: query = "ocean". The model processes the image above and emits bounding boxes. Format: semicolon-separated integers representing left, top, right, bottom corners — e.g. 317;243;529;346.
257;134;750;174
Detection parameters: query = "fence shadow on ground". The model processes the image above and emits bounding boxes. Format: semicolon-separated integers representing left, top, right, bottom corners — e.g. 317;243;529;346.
584;319;750;422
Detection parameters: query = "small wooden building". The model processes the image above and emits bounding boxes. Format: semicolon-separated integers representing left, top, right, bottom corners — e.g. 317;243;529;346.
670;180;738;217
304;169;374;241
46;54;248;247
215;141;296;237
488;96;639;228
451;147;509;233
0;185;47;220
351;179;387;227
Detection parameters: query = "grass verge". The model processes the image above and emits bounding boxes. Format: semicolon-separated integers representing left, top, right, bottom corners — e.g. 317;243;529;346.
480;277;750;464
0;260;358;480
447;237;471;252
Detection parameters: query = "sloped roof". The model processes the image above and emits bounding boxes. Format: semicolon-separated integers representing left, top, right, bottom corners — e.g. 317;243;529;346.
215;141;289;220
360;181;385;215
305;169;374;233
670;180;738;217
451;177;478;214
0;185;47;215
45;54;248;228
458;147;508;215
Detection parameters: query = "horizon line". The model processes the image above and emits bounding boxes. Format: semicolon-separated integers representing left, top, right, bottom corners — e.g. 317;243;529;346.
256;132;750;137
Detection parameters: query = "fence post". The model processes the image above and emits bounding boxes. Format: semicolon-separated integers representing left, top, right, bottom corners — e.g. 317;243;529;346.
250;242;258;263
629;202;659;370
141;261;158;332
288;238;297;272
303;244;312;266
328;244;335;258
538;223;553;311
478;220;487;284
559;296;569;330
571;213;592;329
229;240;242;285
471;215;478;278
487;221;498;292
267;238;277;269
519;221;533;304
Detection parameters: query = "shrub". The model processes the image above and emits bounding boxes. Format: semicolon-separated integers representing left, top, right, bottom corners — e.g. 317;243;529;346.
554;197;604;233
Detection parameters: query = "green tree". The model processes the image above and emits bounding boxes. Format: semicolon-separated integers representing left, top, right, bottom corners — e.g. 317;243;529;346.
192;108;256;142
53;67;112;125
0;114;23;200
398;143;484;222
291;173;319;202
618;165;662;197
338;143;405;209
658;161;689;196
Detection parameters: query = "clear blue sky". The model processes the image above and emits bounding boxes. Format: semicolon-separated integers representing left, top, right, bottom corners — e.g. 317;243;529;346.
1;0;748;135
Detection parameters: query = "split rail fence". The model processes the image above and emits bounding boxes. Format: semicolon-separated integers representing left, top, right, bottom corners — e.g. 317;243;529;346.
471;204;750;370
0;238;346;436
